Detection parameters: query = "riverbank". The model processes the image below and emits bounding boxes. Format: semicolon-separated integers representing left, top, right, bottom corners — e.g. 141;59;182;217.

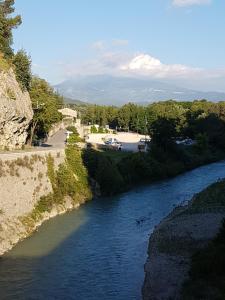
143;178;225;300
83;144;225;196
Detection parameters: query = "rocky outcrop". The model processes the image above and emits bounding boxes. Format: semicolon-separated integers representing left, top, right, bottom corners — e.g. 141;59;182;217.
142;204;225;300
0;68;33;149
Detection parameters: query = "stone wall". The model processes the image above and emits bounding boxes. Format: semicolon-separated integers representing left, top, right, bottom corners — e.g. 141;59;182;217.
0;149;68;255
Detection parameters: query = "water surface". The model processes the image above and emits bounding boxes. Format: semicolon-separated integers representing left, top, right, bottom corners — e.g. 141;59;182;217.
1;161;225;300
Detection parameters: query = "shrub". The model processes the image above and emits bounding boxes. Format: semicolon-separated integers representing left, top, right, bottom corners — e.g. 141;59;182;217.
91;126;98;133
66;126;79;135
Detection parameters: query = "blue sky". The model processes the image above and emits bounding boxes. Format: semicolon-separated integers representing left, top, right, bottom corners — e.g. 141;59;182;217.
13;0;225;91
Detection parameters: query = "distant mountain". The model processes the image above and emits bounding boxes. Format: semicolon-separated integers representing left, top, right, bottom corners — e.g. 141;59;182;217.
63;97;89;106
55;75;225;106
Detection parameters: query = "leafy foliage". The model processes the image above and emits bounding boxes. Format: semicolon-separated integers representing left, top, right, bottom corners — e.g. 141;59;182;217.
81;100;225;154
83;149;125;196
66;126;82;144
12;49;32;91
29;77;63;142
0;0;21;58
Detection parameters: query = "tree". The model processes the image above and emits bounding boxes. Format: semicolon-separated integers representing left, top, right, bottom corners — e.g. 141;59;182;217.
28;77;63;144
0;0;22;57
12;50;32;91
149;117;178;151
194;133;208;154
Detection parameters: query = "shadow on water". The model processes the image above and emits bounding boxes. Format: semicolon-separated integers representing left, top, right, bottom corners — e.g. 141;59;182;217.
1;160;225;299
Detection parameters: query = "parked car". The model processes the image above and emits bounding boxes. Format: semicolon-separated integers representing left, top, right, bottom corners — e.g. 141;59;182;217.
104;138;122;151
139;137;151;143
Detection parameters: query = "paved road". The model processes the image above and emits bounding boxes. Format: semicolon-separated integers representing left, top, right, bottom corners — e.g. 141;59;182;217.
42;129;66;149
0;130;66;160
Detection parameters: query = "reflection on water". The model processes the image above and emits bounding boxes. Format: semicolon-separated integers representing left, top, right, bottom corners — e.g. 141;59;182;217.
0;160;225;300
6;210;88;258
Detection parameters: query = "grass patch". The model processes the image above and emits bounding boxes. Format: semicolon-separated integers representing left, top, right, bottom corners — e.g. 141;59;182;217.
182;219;225;300
6;88;16;100
100;149;131;164
185;179;225;214
0;54;10;72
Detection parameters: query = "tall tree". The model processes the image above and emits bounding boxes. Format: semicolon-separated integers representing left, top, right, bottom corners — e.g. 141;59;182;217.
0;0;21;57
28;77;63;144
12;49;32;91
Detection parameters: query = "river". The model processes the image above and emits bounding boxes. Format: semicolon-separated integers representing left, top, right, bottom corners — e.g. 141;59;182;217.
1;161;225;300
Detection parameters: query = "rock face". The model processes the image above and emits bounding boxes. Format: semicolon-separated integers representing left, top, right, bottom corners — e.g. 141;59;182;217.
0;69;33;149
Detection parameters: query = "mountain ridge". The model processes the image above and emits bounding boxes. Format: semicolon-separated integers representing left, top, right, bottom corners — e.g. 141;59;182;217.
55;75;225;106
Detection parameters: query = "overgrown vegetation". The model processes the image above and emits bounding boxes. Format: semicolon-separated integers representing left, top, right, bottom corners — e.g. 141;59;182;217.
181;179;225;299
83;139;225;197
0;52;10;71
66;126;82;144
30;147;92;218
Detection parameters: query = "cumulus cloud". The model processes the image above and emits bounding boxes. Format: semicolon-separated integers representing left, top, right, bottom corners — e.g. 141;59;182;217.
120;54;202;78
173;0;211;7
58;49;225;92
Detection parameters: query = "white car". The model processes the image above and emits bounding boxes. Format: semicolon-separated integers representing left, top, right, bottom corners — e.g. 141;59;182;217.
104;138;122;150
139;138;151;143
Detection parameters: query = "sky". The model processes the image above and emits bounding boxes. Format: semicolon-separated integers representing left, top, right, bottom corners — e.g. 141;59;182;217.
13;0;225;92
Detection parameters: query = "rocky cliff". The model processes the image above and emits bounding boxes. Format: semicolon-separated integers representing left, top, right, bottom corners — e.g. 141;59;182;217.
0;68;33;149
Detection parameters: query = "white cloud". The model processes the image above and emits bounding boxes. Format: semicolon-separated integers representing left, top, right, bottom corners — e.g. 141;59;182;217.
120;54;202;78
112;39;129;46
172;0;211;7
57;49;225;92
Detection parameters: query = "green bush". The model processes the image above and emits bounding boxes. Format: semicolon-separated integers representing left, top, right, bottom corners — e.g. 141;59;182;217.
67;133;82;144
83;149;124;196
91;126;98;133
33;147;92;217
66;126;79;135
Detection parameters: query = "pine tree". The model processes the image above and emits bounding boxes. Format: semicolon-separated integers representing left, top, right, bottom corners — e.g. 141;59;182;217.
0;0;22;57
13;50;32;91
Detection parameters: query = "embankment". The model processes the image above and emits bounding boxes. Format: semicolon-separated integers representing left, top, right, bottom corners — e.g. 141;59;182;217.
0;146;92;256
142;180;225;300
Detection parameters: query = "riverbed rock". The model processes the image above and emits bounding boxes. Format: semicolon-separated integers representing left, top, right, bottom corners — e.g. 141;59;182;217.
0;68;33;149
142;205;225;300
